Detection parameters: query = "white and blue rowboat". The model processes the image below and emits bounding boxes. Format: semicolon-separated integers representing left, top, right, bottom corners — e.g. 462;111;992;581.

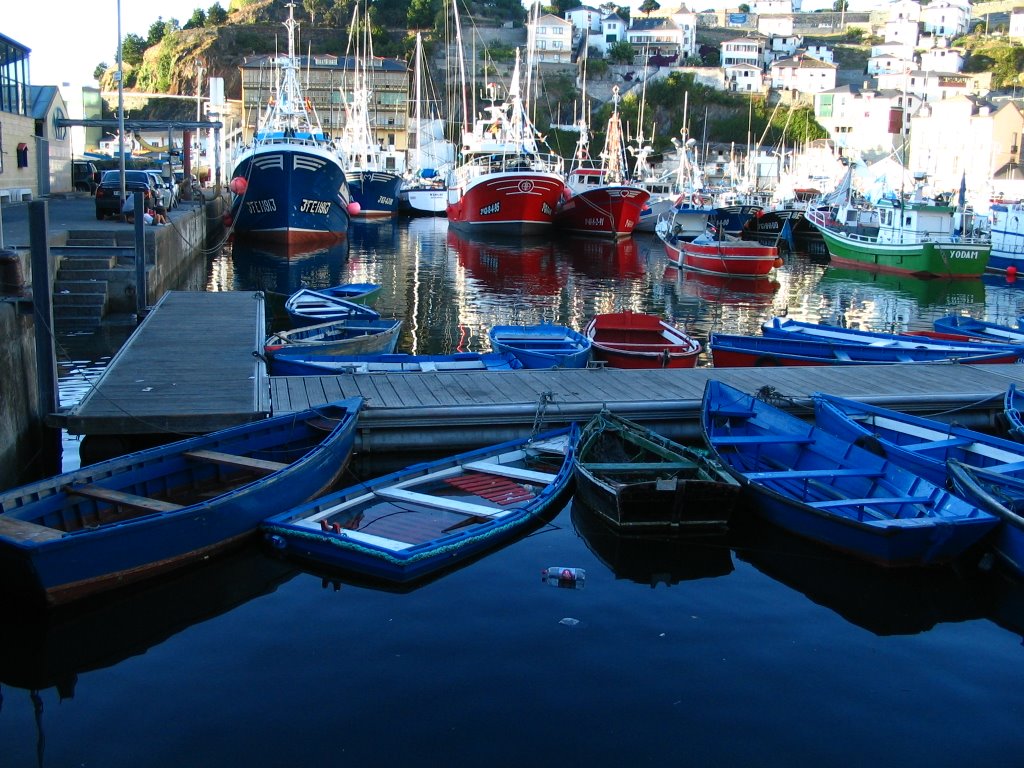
700;381;997;566
947;461;1024;577
284;288;382;327
932;315;1024;345
269;351;524;376
487;324;592;369
1005;383;1024;442
263;425;578;584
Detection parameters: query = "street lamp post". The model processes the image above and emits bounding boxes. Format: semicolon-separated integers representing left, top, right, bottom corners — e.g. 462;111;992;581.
195;64;205;175
117;0;125;205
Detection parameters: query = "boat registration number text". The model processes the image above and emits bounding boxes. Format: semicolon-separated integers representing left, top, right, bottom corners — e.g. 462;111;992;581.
585;217;606;227
480;202;500;216
246;199;277;214
300;199;332;215
944;249;981;260
377;196;394;207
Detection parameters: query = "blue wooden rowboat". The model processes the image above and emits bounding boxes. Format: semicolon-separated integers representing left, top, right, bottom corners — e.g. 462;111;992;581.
812;393;1024;486
263;426;577;584
269;351;524;376
947;460;1024;577
710;333;1024;367
933;315;1024;344
0;399;363;607
700;381;997;566
762;316;1024;350
285;288;382;327
319;282;381;305
487;324;592;369
812;393;1024;576
1004;383;1024;442
264;317;402;359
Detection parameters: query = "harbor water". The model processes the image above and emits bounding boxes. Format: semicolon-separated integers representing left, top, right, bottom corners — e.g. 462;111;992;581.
3;219;1023;765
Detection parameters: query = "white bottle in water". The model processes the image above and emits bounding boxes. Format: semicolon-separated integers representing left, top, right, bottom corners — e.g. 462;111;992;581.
542;567;586;588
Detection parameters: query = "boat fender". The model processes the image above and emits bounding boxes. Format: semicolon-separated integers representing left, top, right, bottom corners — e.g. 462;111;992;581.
229;176;248;195
347;201;361;215
660;349;671;368
561;186;572;203
773;256;784;268
754;355;780;366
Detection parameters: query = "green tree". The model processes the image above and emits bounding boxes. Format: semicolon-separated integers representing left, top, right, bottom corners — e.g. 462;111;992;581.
303;0;330;25
93;62;109;81
607;40;635;64
147;17;167;46
119;33;147;65
639;0;660;15
832;0;848;10
738;4;750;12
184;8;207;29
207;3;229;24
407;0;439;30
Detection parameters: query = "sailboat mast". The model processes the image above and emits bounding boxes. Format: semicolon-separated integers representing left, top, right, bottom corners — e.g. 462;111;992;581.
413;32;423;173
452;0;469;136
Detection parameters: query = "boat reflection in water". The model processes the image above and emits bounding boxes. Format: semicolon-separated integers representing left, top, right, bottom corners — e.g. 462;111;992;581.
228;238;352;300
0;545;295;759
446;228;564;296
570;502;734;588
820;266;987;309
733;515;986;636
558;234;646;280
667;264;782;306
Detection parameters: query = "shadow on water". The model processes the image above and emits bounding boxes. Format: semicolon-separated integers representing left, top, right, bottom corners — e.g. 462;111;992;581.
731;512;989;636
0;545;296;693
570;501;735;588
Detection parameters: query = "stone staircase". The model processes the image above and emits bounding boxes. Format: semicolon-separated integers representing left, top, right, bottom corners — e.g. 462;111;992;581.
52;233;138;328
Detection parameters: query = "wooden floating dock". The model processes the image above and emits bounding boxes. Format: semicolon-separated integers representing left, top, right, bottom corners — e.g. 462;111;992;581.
57;291;1024;453
60;291;269;435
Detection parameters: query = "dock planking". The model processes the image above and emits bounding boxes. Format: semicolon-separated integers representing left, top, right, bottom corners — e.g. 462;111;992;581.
60;291;270;435
53;291;1024;452
271;361;1024;451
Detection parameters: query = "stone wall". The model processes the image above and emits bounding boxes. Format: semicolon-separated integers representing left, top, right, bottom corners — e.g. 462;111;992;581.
0;299;42;490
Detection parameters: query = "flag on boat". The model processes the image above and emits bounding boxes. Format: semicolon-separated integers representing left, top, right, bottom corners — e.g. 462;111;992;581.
778;217;795;250
957;171;966;208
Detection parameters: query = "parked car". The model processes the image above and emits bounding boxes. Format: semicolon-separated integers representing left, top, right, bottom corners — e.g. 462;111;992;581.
94;170;155;220
72;161;99;194
146;170;177;211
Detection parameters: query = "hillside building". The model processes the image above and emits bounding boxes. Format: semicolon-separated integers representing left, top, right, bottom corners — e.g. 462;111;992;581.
238;54;409;153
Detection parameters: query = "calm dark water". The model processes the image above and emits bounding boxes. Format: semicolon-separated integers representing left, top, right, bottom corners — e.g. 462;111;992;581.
5;219;1024;766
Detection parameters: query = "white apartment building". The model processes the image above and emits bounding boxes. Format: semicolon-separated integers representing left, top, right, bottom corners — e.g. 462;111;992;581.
909;96;1024;195
918;46;964;73
530;14;573;64
627;17;694;61
884;18;920;47
803;45;834;64
868;54;911;76
593;14;627;56
770;54;838;93
565;5;603;33
1011;7;1024;41
724;63;764;92
814;84;920;161
919;1;971;37
875;70;980;102
721;37;765;68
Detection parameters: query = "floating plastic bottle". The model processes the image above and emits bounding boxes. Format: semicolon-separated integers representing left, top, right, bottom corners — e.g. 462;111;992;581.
542;567;586;588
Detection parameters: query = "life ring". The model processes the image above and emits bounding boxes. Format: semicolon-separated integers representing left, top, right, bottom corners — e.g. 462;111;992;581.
754;355;781;367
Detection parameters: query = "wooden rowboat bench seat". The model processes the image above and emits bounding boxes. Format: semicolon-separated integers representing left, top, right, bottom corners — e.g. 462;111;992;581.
808;495;934;510
712;435;815;445
584;461;699;472
183;449;290;474
67;485;184;513
0;516;65;542
748;468;885;480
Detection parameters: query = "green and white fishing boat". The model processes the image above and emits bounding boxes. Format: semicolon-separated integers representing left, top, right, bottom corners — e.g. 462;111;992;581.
805;196;989;278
